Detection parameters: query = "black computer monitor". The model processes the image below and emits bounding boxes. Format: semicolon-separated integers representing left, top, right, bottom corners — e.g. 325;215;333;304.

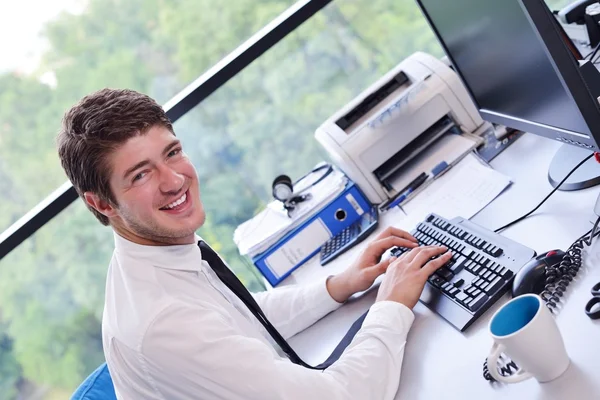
416;0;600;190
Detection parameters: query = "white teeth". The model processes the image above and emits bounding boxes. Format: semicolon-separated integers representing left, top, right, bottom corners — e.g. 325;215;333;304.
163;192;187;210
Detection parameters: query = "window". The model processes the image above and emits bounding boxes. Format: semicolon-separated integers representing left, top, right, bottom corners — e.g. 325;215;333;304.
0;0;295;234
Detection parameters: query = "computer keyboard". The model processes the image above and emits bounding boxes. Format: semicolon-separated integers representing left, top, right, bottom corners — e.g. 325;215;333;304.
390;213;535;331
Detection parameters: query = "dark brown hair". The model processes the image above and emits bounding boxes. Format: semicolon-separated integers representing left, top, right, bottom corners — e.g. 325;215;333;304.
57;88;174;225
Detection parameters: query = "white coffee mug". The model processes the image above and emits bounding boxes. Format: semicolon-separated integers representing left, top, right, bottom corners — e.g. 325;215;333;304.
487;294;570;383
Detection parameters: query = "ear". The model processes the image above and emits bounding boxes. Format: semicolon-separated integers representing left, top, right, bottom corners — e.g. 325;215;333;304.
83;192;118;219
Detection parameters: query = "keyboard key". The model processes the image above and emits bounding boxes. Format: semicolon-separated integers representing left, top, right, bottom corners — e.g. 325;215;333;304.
442;283;455;294
474;278;486;287
449;256;467;273
437;268;454;280
484;277;504;294
471;264;483;274
428;276;446;288
453;278;465;287
491;246;504;257
455;291;470;304
467;293;489;311
462;248;475;258
499;267;513;279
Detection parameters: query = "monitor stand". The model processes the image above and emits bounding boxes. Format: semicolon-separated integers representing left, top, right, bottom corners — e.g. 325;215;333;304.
548;144;600;191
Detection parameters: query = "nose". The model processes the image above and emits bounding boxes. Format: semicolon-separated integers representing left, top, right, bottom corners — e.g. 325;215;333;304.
158;164;185;194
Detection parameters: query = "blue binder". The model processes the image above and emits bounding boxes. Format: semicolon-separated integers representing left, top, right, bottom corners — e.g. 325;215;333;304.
252;181;371;286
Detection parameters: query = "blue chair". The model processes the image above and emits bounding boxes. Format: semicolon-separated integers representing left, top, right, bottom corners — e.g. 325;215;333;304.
71;363;117;400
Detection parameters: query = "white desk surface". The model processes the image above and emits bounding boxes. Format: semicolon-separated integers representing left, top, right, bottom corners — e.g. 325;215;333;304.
285;133;600;400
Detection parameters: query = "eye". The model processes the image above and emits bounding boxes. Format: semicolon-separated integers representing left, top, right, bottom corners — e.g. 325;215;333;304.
168;147;182;157
132;171;146;182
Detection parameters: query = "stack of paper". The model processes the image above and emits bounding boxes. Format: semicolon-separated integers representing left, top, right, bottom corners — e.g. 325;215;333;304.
234;169;348;257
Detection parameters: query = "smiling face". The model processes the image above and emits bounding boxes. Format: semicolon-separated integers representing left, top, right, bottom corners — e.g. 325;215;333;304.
90;125;205;245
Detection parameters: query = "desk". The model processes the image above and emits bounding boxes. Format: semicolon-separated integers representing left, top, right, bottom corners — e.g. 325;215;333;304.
285;133;600;400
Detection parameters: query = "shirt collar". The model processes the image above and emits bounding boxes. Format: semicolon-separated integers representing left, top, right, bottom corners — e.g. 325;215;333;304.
113;232;205;272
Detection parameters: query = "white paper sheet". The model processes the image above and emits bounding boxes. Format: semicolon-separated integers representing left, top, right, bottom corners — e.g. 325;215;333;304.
401;153;512;230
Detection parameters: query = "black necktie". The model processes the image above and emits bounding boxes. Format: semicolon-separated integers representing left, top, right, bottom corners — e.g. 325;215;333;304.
198;240;367;369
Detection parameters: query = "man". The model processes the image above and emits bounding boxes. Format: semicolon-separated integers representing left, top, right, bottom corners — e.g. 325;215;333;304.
57;88;451;399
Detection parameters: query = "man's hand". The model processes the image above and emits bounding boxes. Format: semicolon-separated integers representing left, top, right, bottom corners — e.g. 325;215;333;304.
326;226;419;303
376;245;452;308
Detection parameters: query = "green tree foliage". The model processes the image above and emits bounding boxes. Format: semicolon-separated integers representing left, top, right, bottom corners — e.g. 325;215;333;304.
0;333;20;400
0;0;449;396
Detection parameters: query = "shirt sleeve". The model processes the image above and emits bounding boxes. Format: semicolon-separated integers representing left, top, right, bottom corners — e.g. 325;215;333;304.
141;300;414;400
252;277;343;339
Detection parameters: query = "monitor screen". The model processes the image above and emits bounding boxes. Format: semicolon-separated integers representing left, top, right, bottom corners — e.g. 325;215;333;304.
417;0;592;138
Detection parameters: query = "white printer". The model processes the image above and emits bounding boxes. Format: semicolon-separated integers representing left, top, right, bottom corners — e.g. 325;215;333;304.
315;52;486;204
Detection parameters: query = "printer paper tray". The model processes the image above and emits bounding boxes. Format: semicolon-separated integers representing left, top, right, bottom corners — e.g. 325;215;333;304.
375;115;456;184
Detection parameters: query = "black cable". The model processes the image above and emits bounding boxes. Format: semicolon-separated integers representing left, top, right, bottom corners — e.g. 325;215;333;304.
584;215;600;246
585;42;600;60
494;153;594;233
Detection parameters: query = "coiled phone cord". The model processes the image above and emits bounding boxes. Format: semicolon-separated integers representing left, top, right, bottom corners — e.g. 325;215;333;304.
483;356;518;381
542;216;600;313
483;217;600;382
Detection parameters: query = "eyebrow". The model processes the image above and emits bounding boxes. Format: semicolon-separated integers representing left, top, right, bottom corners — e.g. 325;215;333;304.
162;139;181;157
122;140;182;180
123;160;150;180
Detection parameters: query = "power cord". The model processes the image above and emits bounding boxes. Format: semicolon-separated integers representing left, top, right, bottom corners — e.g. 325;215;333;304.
494;153;594;233
483;217;600;382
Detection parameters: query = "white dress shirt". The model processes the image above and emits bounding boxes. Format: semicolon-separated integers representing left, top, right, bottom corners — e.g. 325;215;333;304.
102;233;415;400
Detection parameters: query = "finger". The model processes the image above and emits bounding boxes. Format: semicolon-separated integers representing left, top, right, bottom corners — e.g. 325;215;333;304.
366;256;396;277
402;245;444;264
410;246;449;268
401;246;425;264
375;226;418;243
420;251;453;277
397;250;411;262
367;236;418;257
